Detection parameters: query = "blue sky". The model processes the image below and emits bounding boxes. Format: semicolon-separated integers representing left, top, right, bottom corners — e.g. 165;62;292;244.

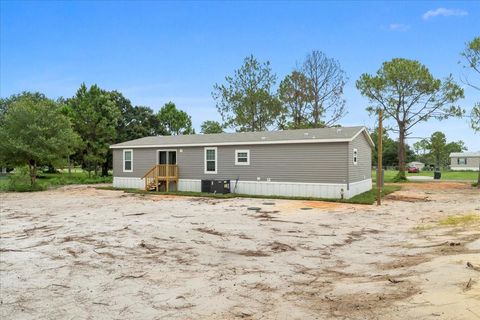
1;1;479;150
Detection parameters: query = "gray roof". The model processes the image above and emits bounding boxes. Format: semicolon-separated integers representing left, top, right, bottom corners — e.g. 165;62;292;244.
111;126;373;149
450;151;480;158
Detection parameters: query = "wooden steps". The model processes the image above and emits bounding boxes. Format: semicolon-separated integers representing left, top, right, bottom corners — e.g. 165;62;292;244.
142;164;179;192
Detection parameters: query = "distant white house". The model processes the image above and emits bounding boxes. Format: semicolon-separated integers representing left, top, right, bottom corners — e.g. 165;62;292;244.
407;161;425;170
450;152;480;171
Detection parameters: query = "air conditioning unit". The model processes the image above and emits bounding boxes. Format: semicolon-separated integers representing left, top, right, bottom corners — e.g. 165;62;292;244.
201;179;231;194
201;180;212;193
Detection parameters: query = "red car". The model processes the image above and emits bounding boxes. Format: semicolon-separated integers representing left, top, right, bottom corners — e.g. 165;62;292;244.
407;166;419;173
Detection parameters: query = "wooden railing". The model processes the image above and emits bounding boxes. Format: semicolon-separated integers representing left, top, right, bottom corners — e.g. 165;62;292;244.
142;164;179;191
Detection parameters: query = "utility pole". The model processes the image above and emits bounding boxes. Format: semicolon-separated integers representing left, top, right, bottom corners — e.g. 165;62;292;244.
377;109;383;206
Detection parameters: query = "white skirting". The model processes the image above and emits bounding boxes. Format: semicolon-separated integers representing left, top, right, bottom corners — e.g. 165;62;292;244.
231;180;347;199
113;177;201;191
112;177;372;199
347;179;372;198
113;177;145;189
450;167;479;171
178;179;202;192
182;178;372;199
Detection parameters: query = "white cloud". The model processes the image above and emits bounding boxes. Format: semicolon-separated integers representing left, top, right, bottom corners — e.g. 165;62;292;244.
422;8;468;20
388;23;410;32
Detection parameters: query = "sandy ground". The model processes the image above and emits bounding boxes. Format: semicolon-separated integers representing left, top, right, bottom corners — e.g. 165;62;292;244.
0;183;479;320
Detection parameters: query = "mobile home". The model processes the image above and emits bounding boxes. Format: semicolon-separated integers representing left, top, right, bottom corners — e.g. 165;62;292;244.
450;152;480;171
110;126;374;199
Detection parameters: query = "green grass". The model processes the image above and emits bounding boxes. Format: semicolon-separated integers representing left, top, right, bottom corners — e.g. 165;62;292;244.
372;170;400;183
414;213;480;231
37;172;112;185
0;172;112;192
0;175;12;189
345;185;401;204
57;167;90;173
98;184;401;205
372;170;478;183
439;214;480;226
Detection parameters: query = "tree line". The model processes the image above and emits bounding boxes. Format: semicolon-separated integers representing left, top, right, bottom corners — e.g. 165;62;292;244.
414;132;467;169
370;129;466;169
0;86;195;184
0;37;478;185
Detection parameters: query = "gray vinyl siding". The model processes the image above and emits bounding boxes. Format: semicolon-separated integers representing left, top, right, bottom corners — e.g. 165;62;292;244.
113;143;349;184
348;133;372;183
179;143;348;183
113;148;157;178
450;156;480;169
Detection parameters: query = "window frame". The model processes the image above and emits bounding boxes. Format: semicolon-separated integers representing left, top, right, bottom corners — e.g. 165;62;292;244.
204;147;218;174
353;148;358;166
457;157;467;165
123;149;133;172
235;149;250;166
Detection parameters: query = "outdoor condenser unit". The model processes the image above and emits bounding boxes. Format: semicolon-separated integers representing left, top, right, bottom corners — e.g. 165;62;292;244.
201;179;231;194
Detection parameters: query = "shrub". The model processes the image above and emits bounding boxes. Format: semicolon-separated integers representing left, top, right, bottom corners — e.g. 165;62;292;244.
4;167;46;192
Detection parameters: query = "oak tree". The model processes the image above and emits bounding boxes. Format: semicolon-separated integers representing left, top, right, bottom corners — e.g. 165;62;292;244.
103;91;158;176
67;84;121;176
200;120;224;134
157;102;194;135
0;93;80;185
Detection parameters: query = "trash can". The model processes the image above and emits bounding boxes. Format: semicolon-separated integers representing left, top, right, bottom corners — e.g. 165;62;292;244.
434;169;441;180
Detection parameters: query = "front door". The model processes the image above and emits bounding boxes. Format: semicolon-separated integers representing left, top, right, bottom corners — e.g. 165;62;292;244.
158;150;177;165
157;150;177;191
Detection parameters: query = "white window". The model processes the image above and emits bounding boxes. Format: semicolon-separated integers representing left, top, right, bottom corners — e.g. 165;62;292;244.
353;148;358;165
123;149;133;172
235;149;250;165
458;158;467;165
204;147;217;174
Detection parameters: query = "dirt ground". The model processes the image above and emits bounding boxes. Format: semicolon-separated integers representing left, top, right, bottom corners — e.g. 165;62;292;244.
1;183;479;320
